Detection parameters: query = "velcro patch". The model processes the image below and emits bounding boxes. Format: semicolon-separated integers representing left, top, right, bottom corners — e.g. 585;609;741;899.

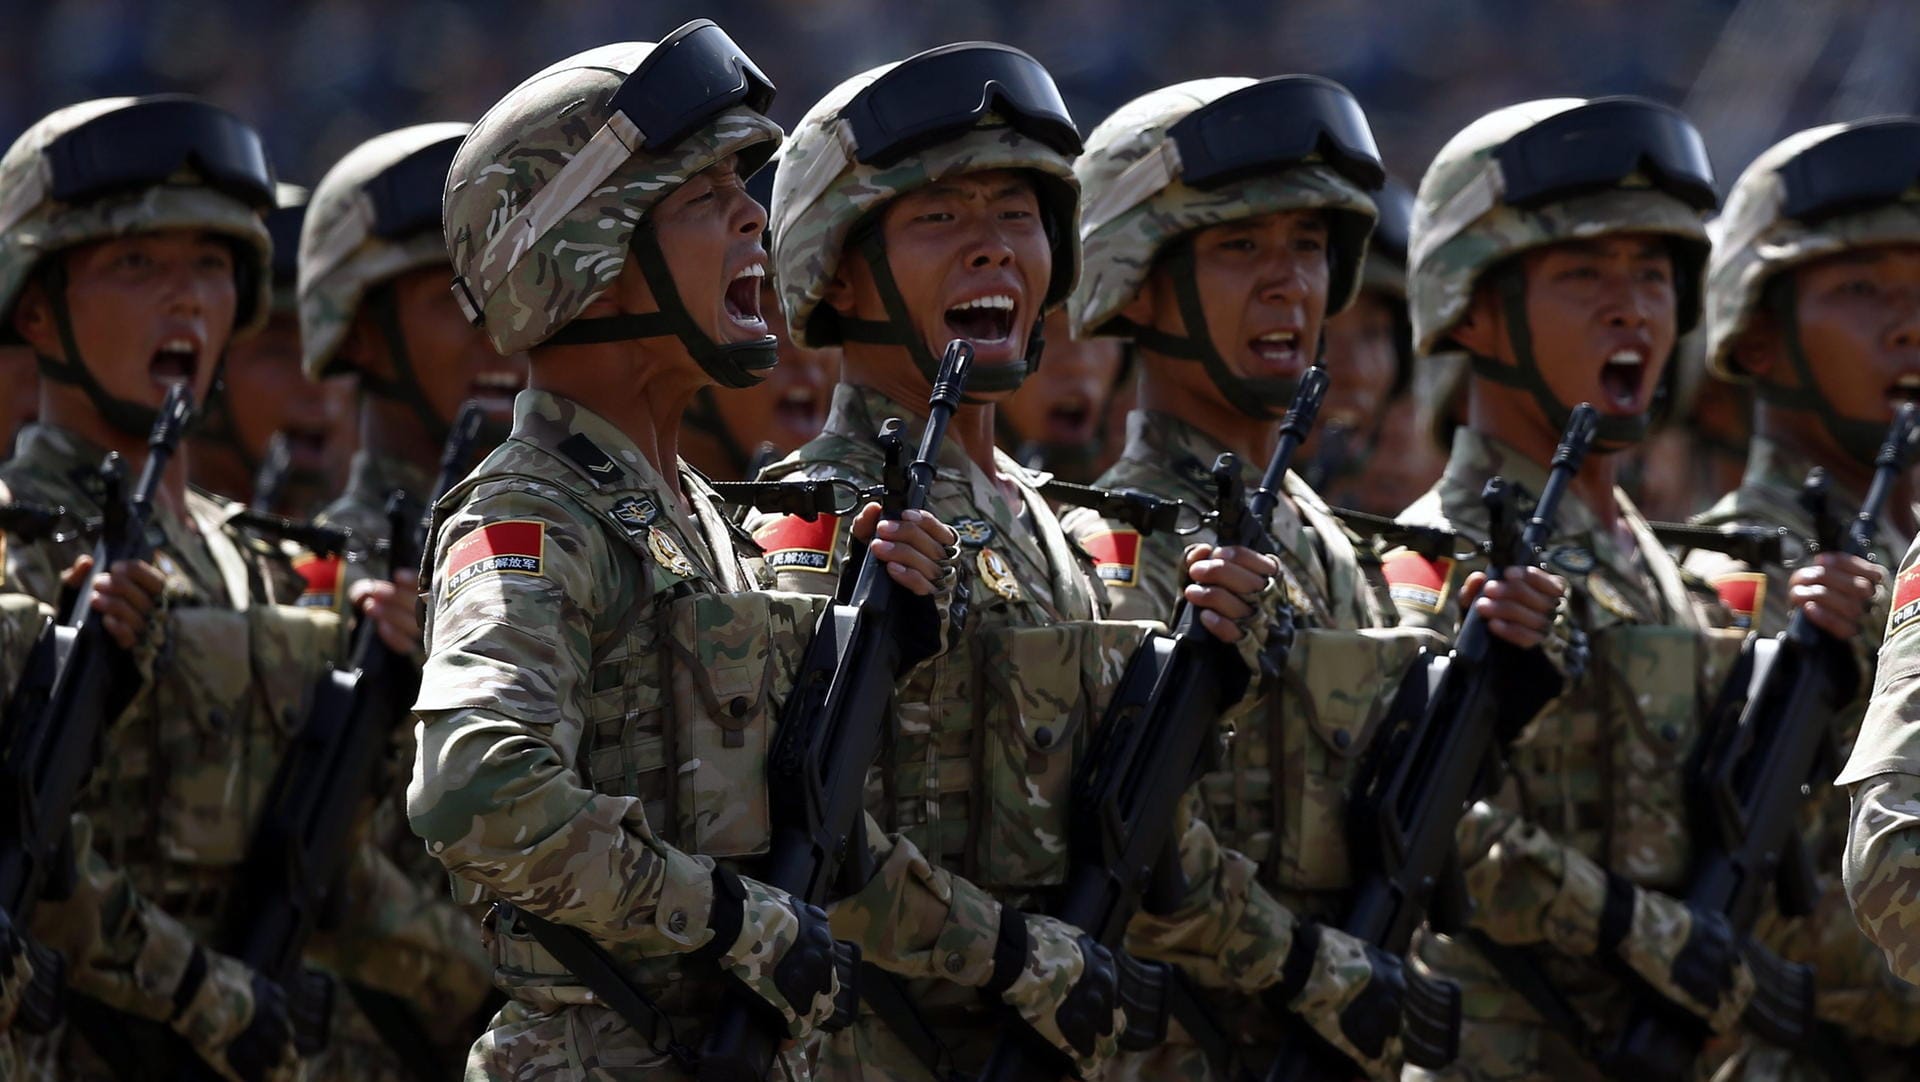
1889;562;1920;642
293;553;340;609
444;520;546;596
1712;572;1767;631
1081;529;1142;587
754;514;838;573
1383;550;1454;614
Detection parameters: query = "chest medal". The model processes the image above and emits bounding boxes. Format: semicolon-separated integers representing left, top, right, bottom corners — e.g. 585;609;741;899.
977;547;1023;601
1586;572;1644;621
648;529;698;578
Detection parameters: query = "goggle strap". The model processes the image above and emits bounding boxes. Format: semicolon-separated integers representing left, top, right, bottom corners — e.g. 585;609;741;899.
1481;269;1649;446
848;228;1026;400
1080;140;1181;239
470;111;644;314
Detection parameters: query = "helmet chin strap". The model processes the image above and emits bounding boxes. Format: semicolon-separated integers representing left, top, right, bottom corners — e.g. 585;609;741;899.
543;220;778;389
1464;268;1652;450
1750;280;1887;466
358;284;454;451
835;226;1040;402
33;260;169;439
193;378;258;476
1108;237;1303;421
684;386;754;477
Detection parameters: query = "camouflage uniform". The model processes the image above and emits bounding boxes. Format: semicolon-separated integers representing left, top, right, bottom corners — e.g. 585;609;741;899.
1396;99;1770;1082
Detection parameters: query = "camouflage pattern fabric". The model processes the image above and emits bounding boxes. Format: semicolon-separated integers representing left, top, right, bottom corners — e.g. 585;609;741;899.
1069;78;1378;338
1684;449;1920;1075
409;388;854;1079
442;40;781;356
298;123;472;380
1390;428;1757;1081
0;97;272;340
749;384;1319;1081
0;422;463;1082
313;448;435;622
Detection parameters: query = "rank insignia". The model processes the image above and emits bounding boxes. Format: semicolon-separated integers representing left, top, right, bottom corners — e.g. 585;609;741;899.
647;529;697;578
977;547;1022;601
611;496;659;536
952;518;995;548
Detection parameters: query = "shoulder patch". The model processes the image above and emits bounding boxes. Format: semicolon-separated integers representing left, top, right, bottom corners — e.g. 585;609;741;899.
292;553;340;609
1712;572;1767;632
1079;528;1142;587
444;520;547;596
558;434;627;487
1889;562;1920;643
753;513;839;574
1382;550;1454;614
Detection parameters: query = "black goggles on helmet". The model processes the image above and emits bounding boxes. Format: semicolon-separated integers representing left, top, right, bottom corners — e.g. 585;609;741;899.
608;19;775;154
1168;75;1385;193
1778;118;1920;223
45;95;274;209
842;41;1082;169
1492;96;1716;211
363;135;463;240
265;200;307;286
1372;177;1414;261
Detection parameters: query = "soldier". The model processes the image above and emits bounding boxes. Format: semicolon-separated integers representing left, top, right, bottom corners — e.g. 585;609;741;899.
1687;116;1920;1082
996;307;1127;483
1057;76;1463;1080
1389;96;1879;1081
757;49;1416;1081
0;93;425;1082
301;123;528;612
678;265;834;481
189;184;332;516
412;23;959;1080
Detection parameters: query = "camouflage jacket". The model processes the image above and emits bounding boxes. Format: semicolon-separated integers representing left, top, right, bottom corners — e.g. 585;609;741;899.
0;423;474;1078
749;386;1322;1065
310;449;436;615
1388;428;1749;1036
1682;437;1920;1061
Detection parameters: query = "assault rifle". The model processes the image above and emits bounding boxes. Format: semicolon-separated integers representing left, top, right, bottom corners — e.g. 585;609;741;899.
513;341;974;1082
187;400;487;1082
1603;404;1920;1080
1266;404;1601;1082
978;367;1331;1082
0;383;195;1031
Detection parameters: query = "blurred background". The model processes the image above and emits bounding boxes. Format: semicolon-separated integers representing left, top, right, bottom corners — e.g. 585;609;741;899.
2;0;1915;193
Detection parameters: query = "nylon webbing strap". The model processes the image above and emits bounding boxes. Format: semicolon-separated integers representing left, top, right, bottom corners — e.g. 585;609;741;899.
857;961;965;1081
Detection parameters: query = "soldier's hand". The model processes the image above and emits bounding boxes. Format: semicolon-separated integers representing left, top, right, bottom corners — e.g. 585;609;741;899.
1460;566;1564;649
850;505;956;597
68;554;166;649
350;569;421;655
169;949;301;1082
1788;552;1881;640
694;868;854;1041
989;909;1124;1078
1182;543;1278;644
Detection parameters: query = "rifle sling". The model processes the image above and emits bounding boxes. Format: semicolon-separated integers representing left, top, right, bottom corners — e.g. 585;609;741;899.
506;905;699;1073
1462;931;1600;1060
857;961;966;1082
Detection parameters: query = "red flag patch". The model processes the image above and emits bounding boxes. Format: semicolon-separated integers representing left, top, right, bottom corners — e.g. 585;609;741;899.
1889;562;1920;642
1382;551;1454;614
1712;572;1767;631
293;553;340;609
1081;529;1142;587
753;514;839;574
444;520;546;596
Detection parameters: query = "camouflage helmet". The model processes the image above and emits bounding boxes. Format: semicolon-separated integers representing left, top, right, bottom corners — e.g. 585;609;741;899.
299;122;470;381
1072;76;1382;338
0;94;275;435
1410;96;1717;445
445;23;783;387
770;42;1082;396
1706;116;1920;462
264;183;309;315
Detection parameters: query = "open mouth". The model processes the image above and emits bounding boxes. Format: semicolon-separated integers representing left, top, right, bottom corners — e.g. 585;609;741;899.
281;425;328;471
945;294;1016;344
469;370;522;414
1599;348;1648;410
1887;374;1920;413
1248;330;1303;373
1043;395;1095;443
724;263;766;331
774;383;823;431
150;336;200;389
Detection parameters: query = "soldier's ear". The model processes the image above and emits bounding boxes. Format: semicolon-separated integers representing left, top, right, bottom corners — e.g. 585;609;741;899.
1448;282;1506;359
11;277;57;358
337;307;395;382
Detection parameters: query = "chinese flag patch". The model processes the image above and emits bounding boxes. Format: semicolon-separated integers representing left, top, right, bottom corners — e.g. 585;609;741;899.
293;553;340;609
753;514;838;573
1081;529;1142;587
1382;550;1454;614
1889;562;1920;641
1712;572;1768;631
444;520;546;596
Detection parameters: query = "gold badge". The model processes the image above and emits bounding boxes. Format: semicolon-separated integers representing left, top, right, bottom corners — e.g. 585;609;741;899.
977;547;1022;601
1586;573;1643;621
647;529;697;578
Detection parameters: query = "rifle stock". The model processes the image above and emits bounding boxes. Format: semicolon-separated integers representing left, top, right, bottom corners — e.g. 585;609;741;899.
1603;404;1920;1080
978;367;1331;1082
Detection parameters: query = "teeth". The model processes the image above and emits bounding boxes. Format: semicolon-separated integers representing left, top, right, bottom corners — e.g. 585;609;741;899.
1897;375;1920;389
733;263;766;281
782;388;812;405
952;295;1015;311
1256;331;1298;344
157;337;195;354
1607;350;1644;367
474;373;519;391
